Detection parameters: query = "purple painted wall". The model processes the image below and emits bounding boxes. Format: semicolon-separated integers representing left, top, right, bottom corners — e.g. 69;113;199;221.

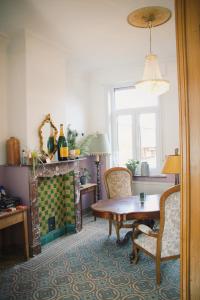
79;157;96;210
79;156;108;210
0;159;174;253
2;166;30;205
0;159;96;212
0;167;4;186
0;166;30;252
0;160;174;210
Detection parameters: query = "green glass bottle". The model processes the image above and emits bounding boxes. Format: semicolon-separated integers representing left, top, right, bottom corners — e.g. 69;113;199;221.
57;124;68;161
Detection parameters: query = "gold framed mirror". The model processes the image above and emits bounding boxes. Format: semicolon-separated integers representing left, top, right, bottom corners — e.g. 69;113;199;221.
38;114;58;160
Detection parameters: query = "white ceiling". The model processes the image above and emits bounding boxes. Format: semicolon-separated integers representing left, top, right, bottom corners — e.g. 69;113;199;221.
0;0;176;71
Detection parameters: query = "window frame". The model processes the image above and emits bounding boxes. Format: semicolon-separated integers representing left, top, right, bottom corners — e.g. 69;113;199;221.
109;85;162;175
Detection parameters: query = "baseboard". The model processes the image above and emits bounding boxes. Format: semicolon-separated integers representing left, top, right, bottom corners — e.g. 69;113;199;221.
41;224;76;246
82;207;92;216
65;224;76;233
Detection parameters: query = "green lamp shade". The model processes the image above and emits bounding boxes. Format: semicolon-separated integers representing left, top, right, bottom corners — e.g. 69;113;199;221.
89;133;111;161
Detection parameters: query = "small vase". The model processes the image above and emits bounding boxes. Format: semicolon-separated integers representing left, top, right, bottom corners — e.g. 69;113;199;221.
75;149;80;157
69;149;76;159
6;137;20;166
141;162;150;176
80;176;87;185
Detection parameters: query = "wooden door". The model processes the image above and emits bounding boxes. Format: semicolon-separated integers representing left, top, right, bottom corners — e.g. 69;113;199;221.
175;0;200;298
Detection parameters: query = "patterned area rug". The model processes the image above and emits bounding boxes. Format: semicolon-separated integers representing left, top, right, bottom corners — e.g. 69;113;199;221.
0;216;180;300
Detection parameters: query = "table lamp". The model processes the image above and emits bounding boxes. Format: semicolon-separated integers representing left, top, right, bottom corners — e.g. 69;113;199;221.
162;148;181;185
88;133;111;200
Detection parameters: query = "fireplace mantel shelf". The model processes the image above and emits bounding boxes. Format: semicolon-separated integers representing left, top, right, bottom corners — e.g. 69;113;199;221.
2;157;87;168
40;157;86;165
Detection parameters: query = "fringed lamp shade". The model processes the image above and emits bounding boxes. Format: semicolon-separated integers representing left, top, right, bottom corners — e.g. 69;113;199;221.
89;133;111;162
135;54;170;95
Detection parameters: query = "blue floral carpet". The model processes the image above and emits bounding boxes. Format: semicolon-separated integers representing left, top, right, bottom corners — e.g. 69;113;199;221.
0;217;180;300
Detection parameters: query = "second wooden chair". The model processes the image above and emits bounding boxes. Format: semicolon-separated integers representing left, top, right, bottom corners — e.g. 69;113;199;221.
104;167;134;241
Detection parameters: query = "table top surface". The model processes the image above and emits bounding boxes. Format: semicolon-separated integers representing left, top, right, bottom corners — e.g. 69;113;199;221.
91;194;160;219
0;206;28;219
80;183;97;190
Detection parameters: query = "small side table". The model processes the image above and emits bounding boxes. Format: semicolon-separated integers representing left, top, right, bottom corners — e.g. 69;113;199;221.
80;183;97;228
0;206;29;259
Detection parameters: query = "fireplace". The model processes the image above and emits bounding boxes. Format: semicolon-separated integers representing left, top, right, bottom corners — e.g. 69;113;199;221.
0;159;83;257
29;160;82;256
37;171;78;246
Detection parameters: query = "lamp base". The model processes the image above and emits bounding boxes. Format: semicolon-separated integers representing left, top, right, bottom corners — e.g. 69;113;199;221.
175;174;180;185
94;161;101;200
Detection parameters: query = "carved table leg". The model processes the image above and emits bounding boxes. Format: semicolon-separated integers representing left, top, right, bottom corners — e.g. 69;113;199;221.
114;221;121;242
116;230;133;246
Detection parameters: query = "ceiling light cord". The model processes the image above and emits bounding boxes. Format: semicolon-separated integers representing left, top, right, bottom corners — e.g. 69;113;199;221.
148;21;152;54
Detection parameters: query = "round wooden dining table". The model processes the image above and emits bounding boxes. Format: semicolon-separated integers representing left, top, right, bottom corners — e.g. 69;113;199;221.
91;194;160;222
91;194;160;245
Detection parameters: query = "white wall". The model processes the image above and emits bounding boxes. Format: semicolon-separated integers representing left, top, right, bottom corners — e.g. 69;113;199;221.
88;63;140;133
65;61;90;134
26;32;65;150
26;31;90;151
0;35;8;164
132;180;173;195
7;31;27;150
160;61;179;157
0;30;90;162
0;32;179;167
88;60;179;165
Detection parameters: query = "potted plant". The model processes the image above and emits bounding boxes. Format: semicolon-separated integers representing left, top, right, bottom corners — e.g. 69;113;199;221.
66;125;78;147
66;124;80;158
76;133;97;156
80;168;91;185
125;159;139;176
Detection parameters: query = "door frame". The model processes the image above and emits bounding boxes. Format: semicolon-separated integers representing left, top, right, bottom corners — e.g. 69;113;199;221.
175;0;200;298
175;1;190;298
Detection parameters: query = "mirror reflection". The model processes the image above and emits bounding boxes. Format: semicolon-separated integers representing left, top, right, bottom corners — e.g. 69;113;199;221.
38;114;58;160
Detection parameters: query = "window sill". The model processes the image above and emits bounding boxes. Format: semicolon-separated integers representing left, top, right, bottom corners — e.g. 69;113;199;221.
133;175;166;179
133;174;174;183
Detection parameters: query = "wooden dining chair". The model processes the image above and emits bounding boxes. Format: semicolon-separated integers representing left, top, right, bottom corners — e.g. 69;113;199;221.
104;167;134;240
131;184;180;285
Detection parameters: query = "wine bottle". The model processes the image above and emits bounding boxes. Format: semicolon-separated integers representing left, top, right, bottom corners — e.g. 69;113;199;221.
57;124;68;161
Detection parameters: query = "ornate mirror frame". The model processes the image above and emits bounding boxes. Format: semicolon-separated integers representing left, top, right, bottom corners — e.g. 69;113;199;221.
38;114;58;160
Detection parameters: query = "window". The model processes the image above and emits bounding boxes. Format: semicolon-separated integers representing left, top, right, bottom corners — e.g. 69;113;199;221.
110;86;161;174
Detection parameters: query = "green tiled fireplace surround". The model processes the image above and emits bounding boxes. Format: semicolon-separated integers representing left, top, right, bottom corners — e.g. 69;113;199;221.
38;171;75;245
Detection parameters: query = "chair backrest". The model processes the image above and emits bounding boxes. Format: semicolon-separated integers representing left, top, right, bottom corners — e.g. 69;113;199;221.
158;184;180;257
104;167;133;199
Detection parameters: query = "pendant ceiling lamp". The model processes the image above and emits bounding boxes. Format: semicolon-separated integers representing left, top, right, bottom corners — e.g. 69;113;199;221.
127;6;171;96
